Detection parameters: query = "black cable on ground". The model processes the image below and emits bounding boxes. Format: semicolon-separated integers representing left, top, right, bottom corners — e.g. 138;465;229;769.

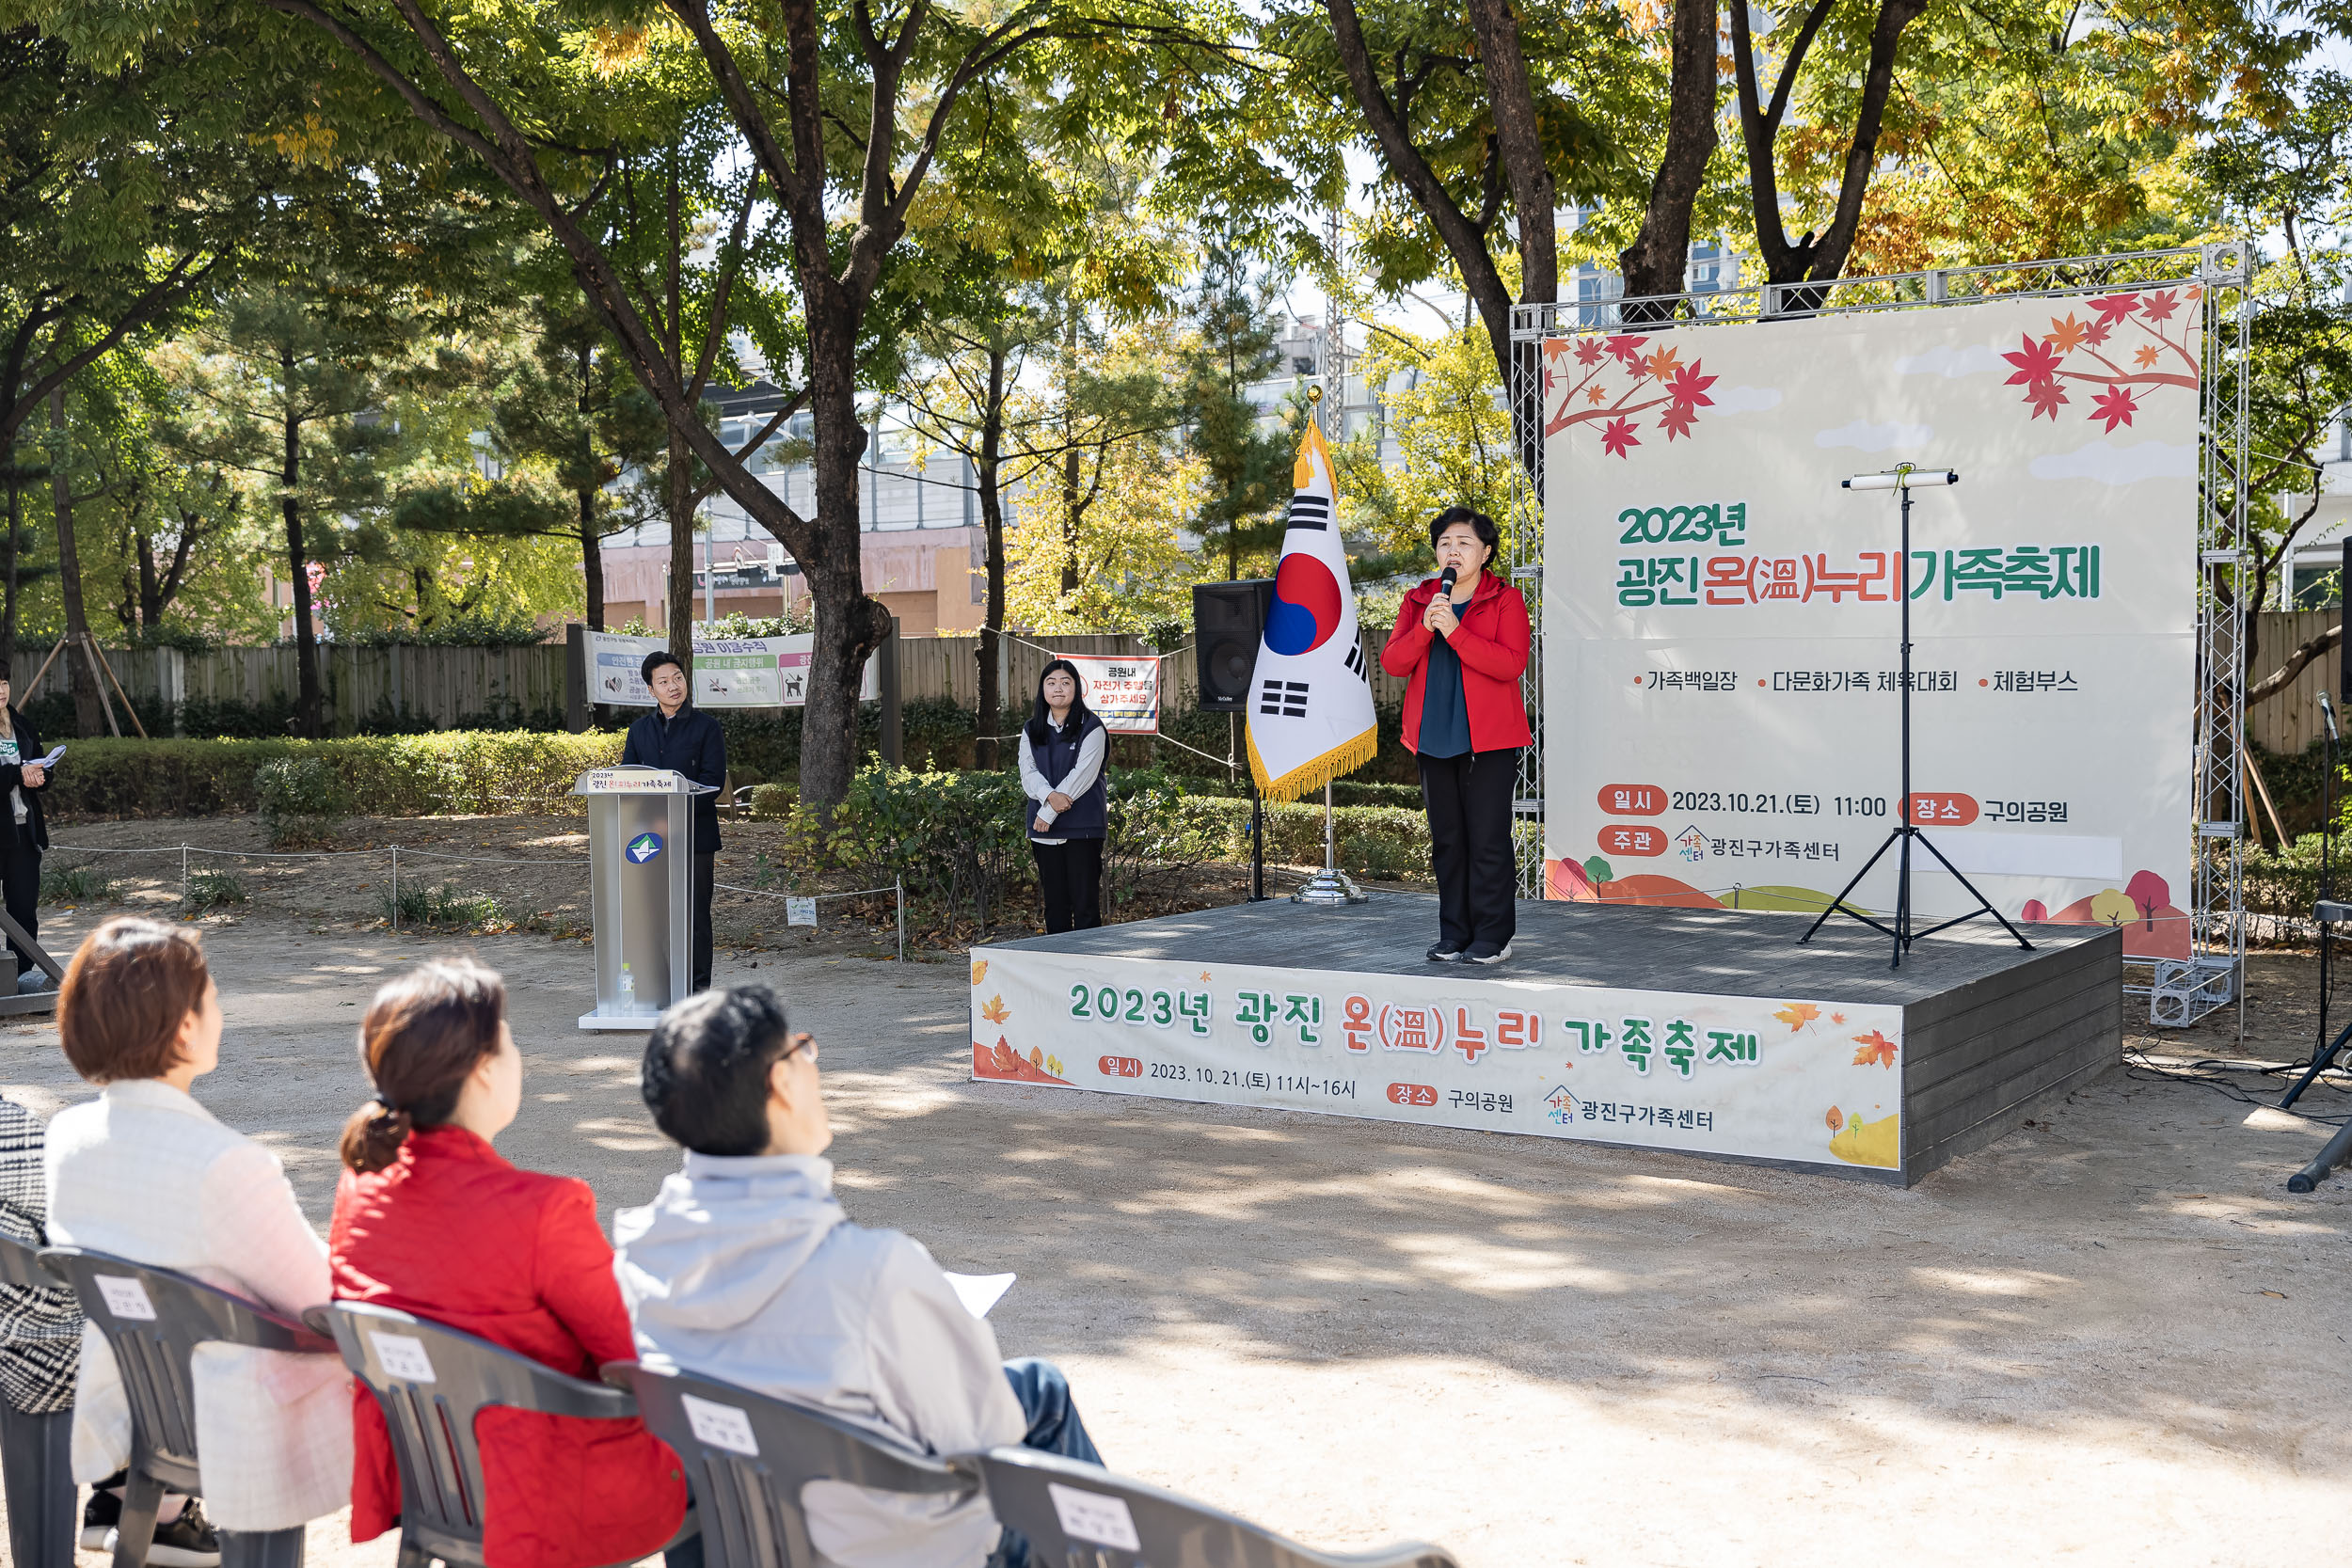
2122;1047;2352;1126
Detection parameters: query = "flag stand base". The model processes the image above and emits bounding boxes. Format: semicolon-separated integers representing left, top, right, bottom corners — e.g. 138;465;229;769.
1293;867;1367;905
1292;781;1368;905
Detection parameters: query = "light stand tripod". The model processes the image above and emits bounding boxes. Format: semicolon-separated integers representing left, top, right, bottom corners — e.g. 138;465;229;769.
2281;688;2346;1111
1799;464;2033;968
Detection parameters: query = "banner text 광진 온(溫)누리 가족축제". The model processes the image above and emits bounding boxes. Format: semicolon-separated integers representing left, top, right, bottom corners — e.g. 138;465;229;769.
1541;290;2199;959
966;948;1911;1173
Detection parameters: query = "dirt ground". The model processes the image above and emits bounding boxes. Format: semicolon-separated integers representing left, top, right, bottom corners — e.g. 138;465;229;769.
39;813;1299;959
0;894;2344;1568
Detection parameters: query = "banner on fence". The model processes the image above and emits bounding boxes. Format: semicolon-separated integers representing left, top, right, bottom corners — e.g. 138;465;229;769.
589;631;880;708
1543;289;2200;958
1057;653;1161;734
968;947;1909;1172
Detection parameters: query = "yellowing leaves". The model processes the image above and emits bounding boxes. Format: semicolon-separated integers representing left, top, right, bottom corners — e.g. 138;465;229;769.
1774;1002;1821;1032
979;994;1010;1024
588;24;650;76
1851;1030;1899;1069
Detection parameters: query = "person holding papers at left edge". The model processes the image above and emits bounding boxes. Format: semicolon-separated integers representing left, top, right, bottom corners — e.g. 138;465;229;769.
622;650;725;991
0;663;54;994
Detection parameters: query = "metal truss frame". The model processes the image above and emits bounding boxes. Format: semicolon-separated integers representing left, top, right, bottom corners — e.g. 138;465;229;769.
1506;243;2252;1027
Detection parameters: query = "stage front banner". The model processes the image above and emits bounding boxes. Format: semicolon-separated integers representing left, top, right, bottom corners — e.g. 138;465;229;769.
1542;290;2200;958
588;629;880;708
968;947;1910;1174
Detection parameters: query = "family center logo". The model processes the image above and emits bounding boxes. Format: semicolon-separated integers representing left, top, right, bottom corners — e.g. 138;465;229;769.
626;832;664;864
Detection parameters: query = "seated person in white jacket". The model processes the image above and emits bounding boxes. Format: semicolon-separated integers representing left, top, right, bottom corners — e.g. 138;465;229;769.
614;986;1103;1568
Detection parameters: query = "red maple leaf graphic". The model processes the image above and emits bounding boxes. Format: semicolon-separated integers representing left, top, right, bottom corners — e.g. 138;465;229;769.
1605;334;1649;370
1573;337;1605;365
1664;362;1717;409
2088;293;2141;326
2083;316;2113;347
2139;289;2181;323
1660;402;1698;441
2090;385;2138;433
1851;1030;1899;1069
2024;378;2070;420
2002;333;2063;388
1600;417;1642;458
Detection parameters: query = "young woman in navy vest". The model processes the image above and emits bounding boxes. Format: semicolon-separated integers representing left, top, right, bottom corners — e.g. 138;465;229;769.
1018;660;1108;932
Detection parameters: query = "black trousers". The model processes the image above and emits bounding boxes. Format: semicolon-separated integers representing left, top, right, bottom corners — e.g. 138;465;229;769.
0;828;37;976
691;851;715;992
1032;838;1103;934
1419;748;1520;951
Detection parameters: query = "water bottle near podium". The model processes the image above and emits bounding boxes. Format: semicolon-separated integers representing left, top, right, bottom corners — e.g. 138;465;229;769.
573;767;717;1031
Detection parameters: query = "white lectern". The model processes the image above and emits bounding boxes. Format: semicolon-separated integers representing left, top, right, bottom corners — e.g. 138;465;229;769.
574;767;714;1031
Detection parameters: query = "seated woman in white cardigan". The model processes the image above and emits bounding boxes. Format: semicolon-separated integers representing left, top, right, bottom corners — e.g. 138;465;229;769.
44;917;352;1567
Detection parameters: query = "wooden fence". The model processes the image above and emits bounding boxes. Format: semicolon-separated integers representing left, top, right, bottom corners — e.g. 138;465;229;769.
55;610;2332;749
899;628;1410;715
24;644;570;735
2245;610;2337;757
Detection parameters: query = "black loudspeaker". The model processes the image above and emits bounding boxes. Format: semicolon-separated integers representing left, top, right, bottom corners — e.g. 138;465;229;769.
2341;538;2350;700
1194;578;1275;713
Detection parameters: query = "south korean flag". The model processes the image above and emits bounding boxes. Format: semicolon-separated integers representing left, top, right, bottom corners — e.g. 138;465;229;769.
1245;422;1377;800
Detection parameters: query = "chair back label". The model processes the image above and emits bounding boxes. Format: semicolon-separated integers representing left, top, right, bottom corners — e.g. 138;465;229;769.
94;1274;156;1321
681;1393;760;1457
369;1331;437;1383
1049;1483;1140;1551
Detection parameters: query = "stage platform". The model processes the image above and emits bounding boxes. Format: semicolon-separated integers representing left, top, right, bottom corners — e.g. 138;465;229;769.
968;894;2122;1186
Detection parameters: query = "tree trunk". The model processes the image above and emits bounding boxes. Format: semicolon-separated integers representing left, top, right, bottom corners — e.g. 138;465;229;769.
1617;0;1721;312
50;388;103;738
665;427;695;659
798;301;891;811
975;343;1008;769
579;340;604;630
136;532;161;629
3;456;21;675
281;380;323;738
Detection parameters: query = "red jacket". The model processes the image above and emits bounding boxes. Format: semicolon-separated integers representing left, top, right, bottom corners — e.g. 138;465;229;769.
1382;571;1533;753
329;1129;687;1568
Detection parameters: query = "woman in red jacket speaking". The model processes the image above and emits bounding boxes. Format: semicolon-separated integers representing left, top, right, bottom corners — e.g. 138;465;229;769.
1381;507;1533;964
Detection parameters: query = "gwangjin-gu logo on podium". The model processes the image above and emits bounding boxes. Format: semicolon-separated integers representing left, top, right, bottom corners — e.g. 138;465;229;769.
626;832;664;864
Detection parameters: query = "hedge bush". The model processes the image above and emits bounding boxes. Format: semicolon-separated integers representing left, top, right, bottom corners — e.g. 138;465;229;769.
1178;796;1433;882
48;732;626;819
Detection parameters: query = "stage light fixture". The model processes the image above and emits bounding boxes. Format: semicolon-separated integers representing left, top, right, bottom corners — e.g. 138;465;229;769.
1842;467;1959;491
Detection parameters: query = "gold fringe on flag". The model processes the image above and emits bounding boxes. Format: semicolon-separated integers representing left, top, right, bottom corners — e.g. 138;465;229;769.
1246;722;1381;801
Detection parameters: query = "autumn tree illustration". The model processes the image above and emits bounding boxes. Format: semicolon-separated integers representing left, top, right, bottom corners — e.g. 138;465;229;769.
2000;289;2201;431
1544;334;1719;455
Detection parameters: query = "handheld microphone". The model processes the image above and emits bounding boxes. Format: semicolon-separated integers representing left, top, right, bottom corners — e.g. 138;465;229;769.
2324;690;2341;744
1438;565;1457;594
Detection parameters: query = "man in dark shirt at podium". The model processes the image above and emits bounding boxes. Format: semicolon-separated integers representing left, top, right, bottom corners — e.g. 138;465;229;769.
624;650;726;991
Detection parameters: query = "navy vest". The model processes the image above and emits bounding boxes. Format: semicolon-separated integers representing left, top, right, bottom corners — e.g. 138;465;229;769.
1027;713;1107;840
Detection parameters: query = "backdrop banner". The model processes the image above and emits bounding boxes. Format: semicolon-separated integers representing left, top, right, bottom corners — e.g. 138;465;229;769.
1057;652;1161;734
588;630;879;708
968;947;1910;1173
1542;290;2201;958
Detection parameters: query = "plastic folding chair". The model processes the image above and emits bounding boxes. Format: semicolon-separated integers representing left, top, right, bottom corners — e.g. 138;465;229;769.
41;1245;334;1568
973;1446;1462;1568
0;1229;74;1567
307;1301;694;1568
607;1358;975;1568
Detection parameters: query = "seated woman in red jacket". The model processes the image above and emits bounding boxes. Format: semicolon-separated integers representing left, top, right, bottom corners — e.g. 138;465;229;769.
1380;506;1533;965
329;958;689;1568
